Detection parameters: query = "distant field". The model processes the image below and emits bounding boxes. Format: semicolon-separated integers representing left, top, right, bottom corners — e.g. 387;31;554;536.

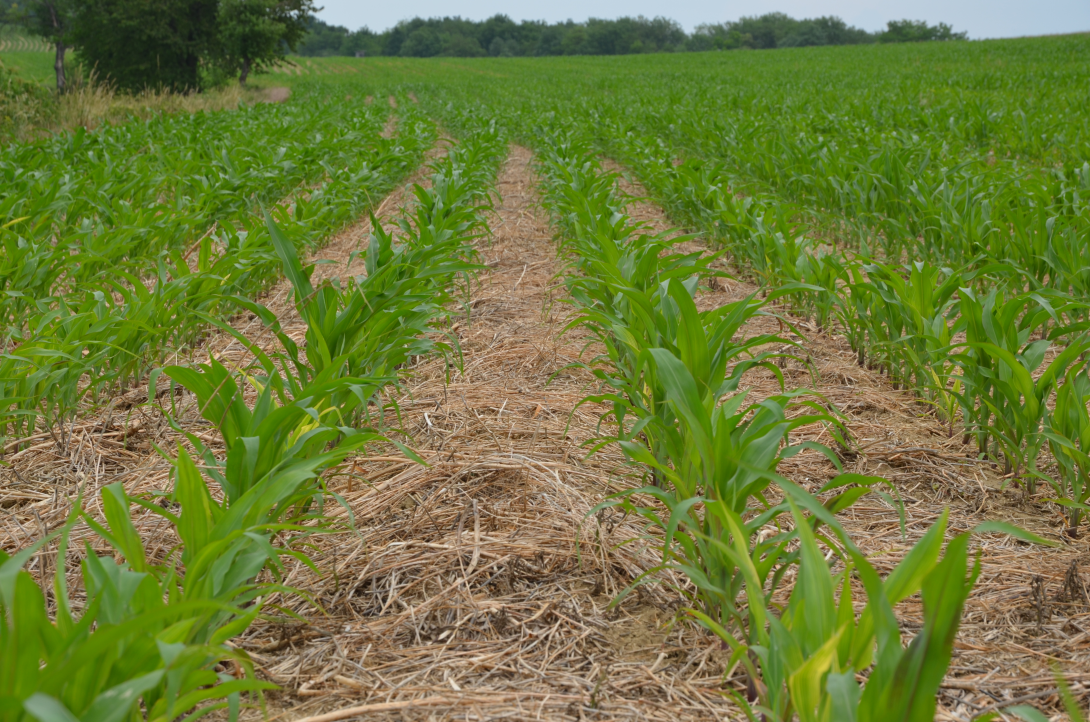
0;48;354;88
0;32;50;53
0;49;57;84
0;26;55;82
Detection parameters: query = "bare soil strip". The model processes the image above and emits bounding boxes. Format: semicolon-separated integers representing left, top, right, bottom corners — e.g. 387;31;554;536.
260;87;292;104
604;162;1090;719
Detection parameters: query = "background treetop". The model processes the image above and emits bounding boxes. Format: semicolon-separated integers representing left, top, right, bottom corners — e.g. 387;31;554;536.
294;12;968;58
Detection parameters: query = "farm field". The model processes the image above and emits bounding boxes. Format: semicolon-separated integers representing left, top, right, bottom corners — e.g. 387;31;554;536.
3;34;1090;721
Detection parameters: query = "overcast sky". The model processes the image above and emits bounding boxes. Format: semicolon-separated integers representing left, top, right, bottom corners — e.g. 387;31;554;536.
315;0;1088;40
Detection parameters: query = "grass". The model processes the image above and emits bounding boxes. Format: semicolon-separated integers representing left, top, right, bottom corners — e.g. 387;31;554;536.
0;50;55;83
0;48;278;144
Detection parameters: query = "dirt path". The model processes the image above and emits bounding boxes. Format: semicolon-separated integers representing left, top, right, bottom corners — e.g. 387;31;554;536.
605;162;1090;719
234;147;740;721
259;87;292;104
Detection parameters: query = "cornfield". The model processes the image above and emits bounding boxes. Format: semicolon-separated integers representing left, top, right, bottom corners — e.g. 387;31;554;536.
2;33;1090;722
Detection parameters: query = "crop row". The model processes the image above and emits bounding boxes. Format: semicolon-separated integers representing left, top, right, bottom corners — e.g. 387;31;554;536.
0;99;434;448
2;88;393;328
0;125;508;721
600;110;1090;301
521;116;1048;722
414;78;1090;532
592;123;1090;533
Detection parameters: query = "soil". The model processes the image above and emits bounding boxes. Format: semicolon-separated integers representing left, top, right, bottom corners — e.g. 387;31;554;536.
260;87;292;104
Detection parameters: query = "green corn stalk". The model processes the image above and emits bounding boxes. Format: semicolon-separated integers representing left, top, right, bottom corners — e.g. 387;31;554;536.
796;248;845;331
1044;363;1090;533
257;191;482;399
0;103;435;450
589;333;870;635
158;357;395;513
0;493;272;722
950;287;1082;462
963;337;1090;493
691;501;1051;722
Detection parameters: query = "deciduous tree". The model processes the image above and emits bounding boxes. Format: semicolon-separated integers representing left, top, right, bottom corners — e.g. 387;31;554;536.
71;0;218;92
215;0;313;85
6;0;76;91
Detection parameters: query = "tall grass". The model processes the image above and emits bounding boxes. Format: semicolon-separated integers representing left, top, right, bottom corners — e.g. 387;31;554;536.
1;64;257;144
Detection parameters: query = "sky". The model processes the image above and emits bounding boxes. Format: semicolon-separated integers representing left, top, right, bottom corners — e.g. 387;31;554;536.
314;0;1090;40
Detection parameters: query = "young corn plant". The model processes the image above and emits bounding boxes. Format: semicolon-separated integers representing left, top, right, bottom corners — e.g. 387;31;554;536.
575;279;798;472
965;336;1090;493
1044;363;1090;535
255;182;483;400
0;493;271;722
795;248;845;332
592;331;878;631
158;357;393;518
950;286;1089;483
708;502;1050;722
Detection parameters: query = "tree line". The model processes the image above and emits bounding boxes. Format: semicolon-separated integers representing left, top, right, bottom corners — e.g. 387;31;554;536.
0;0;313;91
297;13;968;58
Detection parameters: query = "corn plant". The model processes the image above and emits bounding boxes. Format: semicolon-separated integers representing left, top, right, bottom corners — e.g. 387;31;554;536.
0;104;436;450
795;249;844;331
702;501;1049;722
951;287;1088;478
600;383;876;637
575;279;801;472
255;157;488;397
158;358;392;517
0;494;271;722
1044;363;1090;533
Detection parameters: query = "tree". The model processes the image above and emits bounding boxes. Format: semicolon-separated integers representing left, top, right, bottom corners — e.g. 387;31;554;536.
399;26;441;57
216;0;313;85
560;26;586;55
295;16;349;56
71;0;219;92
880;19;968;43
440;33;484;57
7;0;76;91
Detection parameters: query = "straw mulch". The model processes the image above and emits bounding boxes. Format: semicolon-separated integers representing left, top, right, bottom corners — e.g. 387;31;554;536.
2;145;1088;722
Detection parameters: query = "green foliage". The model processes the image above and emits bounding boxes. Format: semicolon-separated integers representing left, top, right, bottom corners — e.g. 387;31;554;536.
0;58;51;137
0;94;433;445
8;0;74;90
716;506;985;722
70;0;218;92
880;19;968;43
215;0;314;84
694;13;876;50
293;11;950;58
444;37;1090;530
68;0;313;91
0;495;271;722
1045;364;1090;530
0;80;508;722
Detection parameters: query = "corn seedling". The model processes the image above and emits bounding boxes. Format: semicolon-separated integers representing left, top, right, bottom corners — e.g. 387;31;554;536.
1044;363;1090;534
0;491;271;722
